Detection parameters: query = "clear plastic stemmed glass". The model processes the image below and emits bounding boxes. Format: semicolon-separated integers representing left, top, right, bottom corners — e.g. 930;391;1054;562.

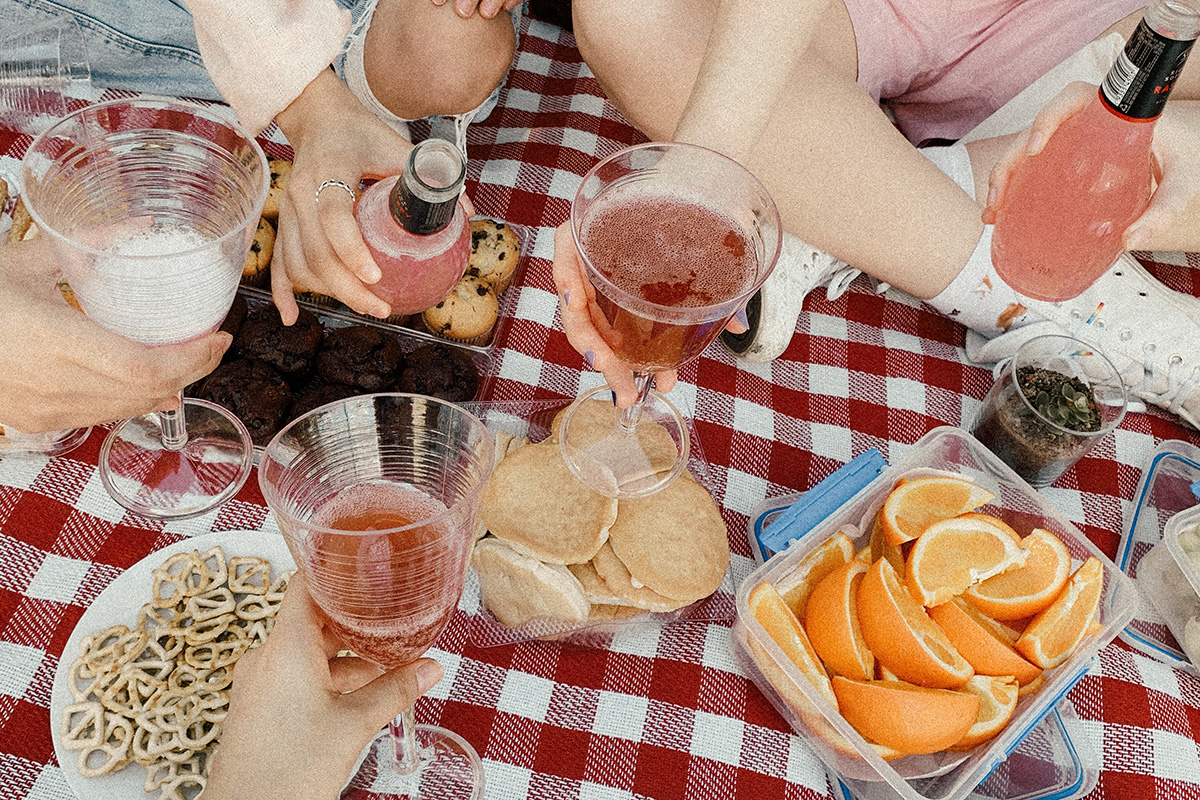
21;96;269;519
560;142;781;498
259;393;494;800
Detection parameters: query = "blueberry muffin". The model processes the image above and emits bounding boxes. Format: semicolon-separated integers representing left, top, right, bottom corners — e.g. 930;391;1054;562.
261;158;292;220
198;358;293;446
421;276;499;346
315;325;405;391
395;343;481;402
241;217;275;287
467;218;520;293
234;304;323;384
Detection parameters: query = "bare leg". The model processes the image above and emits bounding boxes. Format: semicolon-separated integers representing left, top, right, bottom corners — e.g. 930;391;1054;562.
364;0;517;119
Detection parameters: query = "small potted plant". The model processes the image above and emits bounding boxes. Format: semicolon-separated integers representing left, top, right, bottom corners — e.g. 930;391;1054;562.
971;334;1127;488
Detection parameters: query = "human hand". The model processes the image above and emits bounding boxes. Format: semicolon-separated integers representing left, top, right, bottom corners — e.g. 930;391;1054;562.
551;220;679;408
0;237;229;433
983;83;1200;250
204;572;443;800
271;73;415;325
431;0;522;21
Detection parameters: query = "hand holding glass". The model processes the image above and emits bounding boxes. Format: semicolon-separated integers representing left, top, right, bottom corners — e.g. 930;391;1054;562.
21;97;268;518
560;142;781;498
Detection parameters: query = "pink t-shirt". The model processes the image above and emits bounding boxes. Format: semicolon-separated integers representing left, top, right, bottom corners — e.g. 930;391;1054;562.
844;0;1148;145
184;0;351;135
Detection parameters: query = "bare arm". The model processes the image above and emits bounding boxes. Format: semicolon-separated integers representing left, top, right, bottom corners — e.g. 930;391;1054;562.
673;0;831;160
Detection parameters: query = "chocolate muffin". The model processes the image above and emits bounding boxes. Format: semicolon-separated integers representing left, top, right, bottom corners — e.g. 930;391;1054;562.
315;325;405;391
219;293;248;340
288;382;360;421
394;343;480;402
198;358;293;446
234;305;323;383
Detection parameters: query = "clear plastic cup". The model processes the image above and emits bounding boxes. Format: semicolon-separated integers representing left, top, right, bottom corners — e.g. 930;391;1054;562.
0;18;91;135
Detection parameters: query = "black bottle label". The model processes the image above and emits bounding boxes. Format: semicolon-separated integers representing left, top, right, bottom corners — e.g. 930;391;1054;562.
389;177;454;236
1100;18;1196;119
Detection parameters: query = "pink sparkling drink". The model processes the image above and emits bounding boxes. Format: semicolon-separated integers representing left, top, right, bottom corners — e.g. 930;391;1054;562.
992;2;1197;301
355;139;470;316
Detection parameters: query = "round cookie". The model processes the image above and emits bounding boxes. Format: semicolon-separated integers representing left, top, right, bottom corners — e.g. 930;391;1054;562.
467;218;520;292
234;305;323;383
590;542;686;613
472;537;591;629
315;325;405;391
422;276;498;346
608;473;730;605
241;217;275;287
479;441;616;565
198;358;293;446
261;158;292;220
394;343;480;402
288;382;360;422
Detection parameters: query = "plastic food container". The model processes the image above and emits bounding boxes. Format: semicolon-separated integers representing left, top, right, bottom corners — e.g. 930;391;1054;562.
459;396;740;649
732;426;1137;800
1113;439;1200;674
1140;505;1200;666
238;218;530;353
830;702;1098;800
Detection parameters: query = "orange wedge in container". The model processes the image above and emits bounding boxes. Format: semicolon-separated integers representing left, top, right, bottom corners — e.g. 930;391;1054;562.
905;513;1028;607
1015;557;1104;669
775;529;855;620
964;528;1073;620
805;560;875;681
857;557;974;689
949;675;1020;751
749;581;837;707
831;676;980;755
929;598;1043;686
880;476;996;546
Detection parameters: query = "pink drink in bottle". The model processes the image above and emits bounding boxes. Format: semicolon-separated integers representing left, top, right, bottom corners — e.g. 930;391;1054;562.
355;138;470;316
992;0;1198;301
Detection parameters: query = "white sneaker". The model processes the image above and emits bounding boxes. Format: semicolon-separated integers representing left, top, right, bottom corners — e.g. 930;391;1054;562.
966;253;1200;429
721;232;862;362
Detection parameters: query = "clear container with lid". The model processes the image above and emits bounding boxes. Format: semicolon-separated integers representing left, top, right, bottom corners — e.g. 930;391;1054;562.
732;426;1138;800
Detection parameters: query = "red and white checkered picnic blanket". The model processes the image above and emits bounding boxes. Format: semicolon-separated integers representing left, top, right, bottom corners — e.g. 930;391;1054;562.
2;14;1200;800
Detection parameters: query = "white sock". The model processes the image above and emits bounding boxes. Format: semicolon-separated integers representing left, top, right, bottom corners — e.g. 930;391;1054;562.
919;143;1034;337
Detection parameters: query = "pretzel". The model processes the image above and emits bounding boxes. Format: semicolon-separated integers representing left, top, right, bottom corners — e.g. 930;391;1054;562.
228;556;271;595
62;544;289;792
76;712;134;777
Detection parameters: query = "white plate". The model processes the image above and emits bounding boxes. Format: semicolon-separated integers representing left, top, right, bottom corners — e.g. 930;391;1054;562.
50;530;294;800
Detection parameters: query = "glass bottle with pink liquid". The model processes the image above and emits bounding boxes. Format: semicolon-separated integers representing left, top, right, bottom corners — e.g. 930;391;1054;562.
992;0;1199;302
355;138;471;316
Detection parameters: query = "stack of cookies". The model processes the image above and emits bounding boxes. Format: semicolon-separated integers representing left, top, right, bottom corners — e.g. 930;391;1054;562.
472;400;731;633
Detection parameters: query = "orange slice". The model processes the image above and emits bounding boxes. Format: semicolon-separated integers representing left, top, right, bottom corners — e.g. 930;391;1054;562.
964;528;1073;620
929;598;1043;686
749;581;837;707
949;675;1020;750
775;529;855;620
1015;557;1104;669
1018;673;1045;697
880;475;996;547
868;511;905;575
857;557;974;689
831;676;980;755
805;560;875;681
904;513;1028;607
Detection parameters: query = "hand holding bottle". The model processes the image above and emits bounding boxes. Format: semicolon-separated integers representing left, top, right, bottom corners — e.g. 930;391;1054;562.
984;83;1200;254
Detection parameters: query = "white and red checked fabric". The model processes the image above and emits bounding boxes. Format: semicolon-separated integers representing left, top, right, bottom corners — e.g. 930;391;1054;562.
2;14;1200;800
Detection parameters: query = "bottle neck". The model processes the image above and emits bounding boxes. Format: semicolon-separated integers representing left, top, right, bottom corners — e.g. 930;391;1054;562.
1100;0;1199;120
388;139;467;236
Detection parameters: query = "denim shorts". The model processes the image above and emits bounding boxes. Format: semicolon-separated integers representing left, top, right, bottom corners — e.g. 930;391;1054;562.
0;0;522;140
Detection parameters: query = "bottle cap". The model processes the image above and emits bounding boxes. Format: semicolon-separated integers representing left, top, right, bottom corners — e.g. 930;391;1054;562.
389;138;466;235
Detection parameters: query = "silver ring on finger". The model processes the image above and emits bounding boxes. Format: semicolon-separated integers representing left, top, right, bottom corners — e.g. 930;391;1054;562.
315;179;357;206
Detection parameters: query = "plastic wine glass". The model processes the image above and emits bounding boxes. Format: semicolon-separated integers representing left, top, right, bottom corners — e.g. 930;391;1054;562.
560;142;781;498
21;96;269;519
259;393;494;800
